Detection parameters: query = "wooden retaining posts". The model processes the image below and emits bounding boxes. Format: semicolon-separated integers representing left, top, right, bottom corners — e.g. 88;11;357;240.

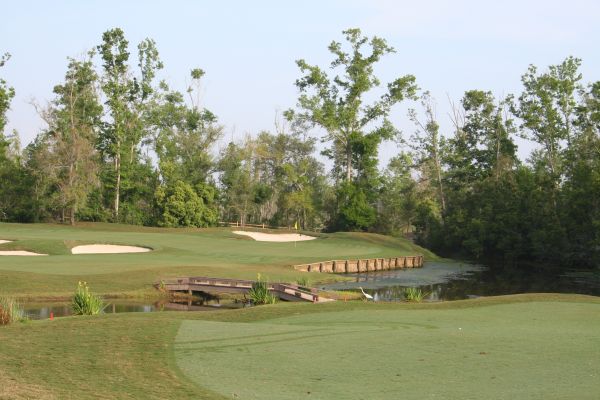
293;255;424;274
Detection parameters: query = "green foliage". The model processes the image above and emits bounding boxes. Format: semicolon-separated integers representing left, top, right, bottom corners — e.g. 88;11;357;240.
378;153;418;234
31;54;103;225
403;287;428;302
248;274;277;305
97;28;163;222
71;281;105;315
1;29;599;272
287;28;417;230
154;180;218;227
333;182;376;231
287;28;417;182
0;52;15;134
296;276;311;288
0;296;26;324
151;69;223;190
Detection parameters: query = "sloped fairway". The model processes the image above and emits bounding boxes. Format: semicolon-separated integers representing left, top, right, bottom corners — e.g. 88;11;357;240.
0;295;599;399
175;299;600;400
0;222;436;298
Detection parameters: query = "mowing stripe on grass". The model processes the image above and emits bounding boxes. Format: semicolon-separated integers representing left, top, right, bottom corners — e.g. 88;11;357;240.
175;302;600;400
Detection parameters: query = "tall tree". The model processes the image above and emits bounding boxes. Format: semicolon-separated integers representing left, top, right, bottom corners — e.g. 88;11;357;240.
251;128;325;229
151;69;222;187
513;57;582;184
0;52;32;222
150;69;222;227
379;153;418;235
97;28;163;221
408;92;446;214
33;55;103;224
286;28;417;230
218;141;256;226
286;28;417;183
0;52;14;134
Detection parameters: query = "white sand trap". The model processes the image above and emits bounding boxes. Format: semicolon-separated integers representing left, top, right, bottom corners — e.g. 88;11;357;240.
71;244;151;254
0;250;47;256
0;240;47;255
233;231;317;242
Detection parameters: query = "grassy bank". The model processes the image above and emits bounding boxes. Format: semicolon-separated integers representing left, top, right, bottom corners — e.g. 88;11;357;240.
0;294;598;399
0;222;437;299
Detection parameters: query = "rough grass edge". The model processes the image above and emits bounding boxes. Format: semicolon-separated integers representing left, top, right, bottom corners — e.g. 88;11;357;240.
0;296;27;325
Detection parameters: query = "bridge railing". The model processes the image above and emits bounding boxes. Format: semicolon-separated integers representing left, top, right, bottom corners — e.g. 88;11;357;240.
161;276;321;302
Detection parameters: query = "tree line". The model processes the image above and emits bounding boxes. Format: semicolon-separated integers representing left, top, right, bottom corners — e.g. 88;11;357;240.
1;28;598;268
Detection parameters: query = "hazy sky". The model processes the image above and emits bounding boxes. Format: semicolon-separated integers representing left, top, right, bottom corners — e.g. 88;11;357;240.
2;0;599;164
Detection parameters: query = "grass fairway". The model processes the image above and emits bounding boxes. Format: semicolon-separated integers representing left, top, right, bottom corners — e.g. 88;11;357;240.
0;222;436;299
1;295;598;399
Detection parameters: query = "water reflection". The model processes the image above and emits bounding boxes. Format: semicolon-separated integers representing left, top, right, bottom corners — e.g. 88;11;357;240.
24;295;248;320
322;261;600;301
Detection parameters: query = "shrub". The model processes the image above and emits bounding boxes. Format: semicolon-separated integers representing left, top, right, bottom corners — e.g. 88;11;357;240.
0;296;27;325
71;282;105;315
403;287;428;302
248;274;277;305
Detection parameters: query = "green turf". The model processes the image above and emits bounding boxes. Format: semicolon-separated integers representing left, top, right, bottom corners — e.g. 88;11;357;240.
0;222;437;298
0;295;598;399
175;299;600;399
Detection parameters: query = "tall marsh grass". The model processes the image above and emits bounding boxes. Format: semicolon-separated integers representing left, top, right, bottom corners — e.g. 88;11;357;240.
71;282;105;315
0;296;27;325
403;287;429;302
296;276;311;289
248;274;277;305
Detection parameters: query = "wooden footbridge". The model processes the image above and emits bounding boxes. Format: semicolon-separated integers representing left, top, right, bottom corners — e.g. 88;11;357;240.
157;276;333;303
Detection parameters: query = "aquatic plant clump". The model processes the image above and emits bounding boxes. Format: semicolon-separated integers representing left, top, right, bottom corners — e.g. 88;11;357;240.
403;287;428;302
71;282;105;315
248;274;277;305
296;276;311;289
0;296;27;325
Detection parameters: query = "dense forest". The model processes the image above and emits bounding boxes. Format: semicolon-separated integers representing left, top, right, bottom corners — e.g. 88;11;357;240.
0;28;599;268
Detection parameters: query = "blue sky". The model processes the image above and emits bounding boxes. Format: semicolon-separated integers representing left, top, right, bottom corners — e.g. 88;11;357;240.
2;0;599;164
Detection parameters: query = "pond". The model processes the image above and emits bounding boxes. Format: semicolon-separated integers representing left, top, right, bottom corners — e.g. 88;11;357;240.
23;262;600;317
23;296;248;320
321;261;600;301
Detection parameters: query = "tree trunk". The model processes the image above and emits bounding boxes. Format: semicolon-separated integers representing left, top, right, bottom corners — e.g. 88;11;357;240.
346;143;352;182
114;151;121;220
70;207;75;226
434;151;446;215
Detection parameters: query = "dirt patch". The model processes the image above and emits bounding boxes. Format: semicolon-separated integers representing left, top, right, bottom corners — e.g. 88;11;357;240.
71;244;151;254
232;231;317;242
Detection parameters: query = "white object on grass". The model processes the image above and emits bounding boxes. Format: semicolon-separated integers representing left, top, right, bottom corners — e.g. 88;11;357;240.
71;244;151;254
232;231;316;242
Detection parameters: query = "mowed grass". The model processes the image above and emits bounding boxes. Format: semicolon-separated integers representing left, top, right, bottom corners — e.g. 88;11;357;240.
0;294;598;399
0;222;437;299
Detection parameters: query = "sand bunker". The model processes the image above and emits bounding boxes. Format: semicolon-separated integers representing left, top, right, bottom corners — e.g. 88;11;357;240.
0;250;47;256
233;231;317;242
0;240;47;256
71;244;151;254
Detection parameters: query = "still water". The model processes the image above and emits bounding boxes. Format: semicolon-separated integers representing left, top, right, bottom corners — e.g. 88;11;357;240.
23;297;247;320
23;262;599;317
321;261;600;301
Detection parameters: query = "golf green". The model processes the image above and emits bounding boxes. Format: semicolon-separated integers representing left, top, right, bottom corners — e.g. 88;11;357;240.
174;300;600;399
